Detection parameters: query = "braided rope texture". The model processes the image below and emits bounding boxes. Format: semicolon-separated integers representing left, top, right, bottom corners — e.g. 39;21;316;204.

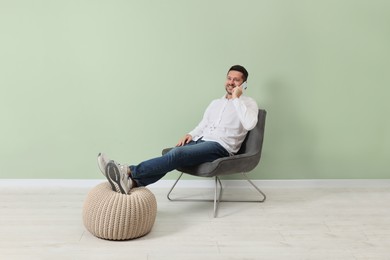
83;182;157;240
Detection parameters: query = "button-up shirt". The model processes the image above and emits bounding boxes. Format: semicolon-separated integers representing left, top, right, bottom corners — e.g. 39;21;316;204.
189;95;258;154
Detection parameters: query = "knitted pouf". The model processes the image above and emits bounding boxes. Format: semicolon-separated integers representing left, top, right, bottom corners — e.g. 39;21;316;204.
83;182;157;240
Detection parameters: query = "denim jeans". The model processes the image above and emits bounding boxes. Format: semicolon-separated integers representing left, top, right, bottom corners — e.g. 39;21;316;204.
129;140;229;187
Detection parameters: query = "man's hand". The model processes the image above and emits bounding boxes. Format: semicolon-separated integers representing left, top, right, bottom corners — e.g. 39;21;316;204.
176;134;192;146
232;85;243;99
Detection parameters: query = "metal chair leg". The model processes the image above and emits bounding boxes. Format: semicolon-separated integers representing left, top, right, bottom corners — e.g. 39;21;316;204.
213;176;223;217
241;172;266;202
167;172;184;201
211;173;266;203
167;172;266;217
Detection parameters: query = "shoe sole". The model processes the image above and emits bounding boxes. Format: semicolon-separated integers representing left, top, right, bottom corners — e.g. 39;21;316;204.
106;161;127;194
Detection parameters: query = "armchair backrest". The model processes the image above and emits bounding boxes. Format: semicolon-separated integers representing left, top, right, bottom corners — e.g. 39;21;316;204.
236;109;267;157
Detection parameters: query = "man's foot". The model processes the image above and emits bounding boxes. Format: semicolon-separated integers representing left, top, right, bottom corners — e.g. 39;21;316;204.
105;160;132;194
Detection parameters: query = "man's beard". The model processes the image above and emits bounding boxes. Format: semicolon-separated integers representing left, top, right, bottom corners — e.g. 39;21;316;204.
225;85;235;96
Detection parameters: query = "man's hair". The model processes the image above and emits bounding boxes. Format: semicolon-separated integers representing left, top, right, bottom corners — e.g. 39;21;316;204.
228;65;248;82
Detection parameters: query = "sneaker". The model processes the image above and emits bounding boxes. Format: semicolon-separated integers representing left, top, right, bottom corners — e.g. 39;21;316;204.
105;160;132;194
97;153;110;176
97;153;130;185
97;152;117;191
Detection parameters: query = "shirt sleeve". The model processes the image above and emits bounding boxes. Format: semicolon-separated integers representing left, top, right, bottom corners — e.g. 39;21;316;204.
232;96;259;130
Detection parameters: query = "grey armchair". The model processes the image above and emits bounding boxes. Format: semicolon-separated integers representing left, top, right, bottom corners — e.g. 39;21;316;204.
162;109;267;217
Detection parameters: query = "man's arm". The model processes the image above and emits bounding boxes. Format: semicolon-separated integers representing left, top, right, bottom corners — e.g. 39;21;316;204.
232;86;259;130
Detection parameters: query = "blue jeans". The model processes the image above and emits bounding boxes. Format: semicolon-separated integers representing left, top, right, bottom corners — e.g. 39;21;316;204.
129;140;229;186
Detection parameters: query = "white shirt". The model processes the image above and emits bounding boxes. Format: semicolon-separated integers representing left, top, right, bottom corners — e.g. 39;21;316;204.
189;95;259;154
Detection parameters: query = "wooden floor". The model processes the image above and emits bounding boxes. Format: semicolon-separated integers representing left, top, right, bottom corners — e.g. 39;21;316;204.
1;180;390;260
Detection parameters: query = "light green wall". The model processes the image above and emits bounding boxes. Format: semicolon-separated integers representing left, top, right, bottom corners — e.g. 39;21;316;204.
1;0;389;179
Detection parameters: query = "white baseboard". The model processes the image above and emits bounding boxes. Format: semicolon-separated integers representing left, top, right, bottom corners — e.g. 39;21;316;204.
1;179;390;189
151;179;390;188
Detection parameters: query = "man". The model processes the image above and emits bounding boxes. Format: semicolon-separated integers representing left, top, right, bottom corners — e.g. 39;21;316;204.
97;65;258;194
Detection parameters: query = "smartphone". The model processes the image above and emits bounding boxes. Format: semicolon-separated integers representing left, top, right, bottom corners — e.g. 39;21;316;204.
241;81;248;90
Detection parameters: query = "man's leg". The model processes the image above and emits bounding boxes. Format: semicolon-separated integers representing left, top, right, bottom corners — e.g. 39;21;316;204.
130;140;229;186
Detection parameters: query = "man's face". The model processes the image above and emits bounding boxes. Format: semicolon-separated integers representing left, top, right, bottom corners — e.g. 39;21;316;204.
225;70;245;96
